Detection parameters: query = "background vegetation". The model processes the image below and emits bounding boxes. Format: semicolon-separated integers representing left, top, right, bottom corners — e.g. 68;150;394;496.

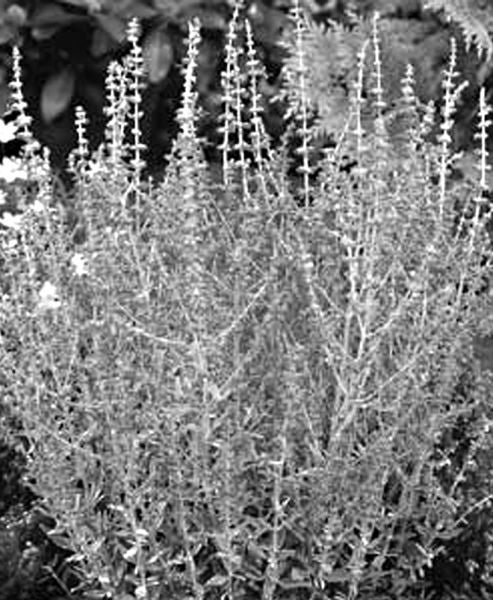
0;0;491;181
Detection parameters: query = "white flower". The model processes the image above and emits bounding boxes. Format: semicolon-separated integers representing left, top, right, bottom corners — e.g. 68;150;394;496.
135;528;149;541
0;190;6;206
2;238;18;251
0;211;23;230
30;199;46;213
37;281;61;312
0;120;17;143
86;159;104;176
135;584;148;599
122;546;138;561
0;157;27;183
70;253;89;276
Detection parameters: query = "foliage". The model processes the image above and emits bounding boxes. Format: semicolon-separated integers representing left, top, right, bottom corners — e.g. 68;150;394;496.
424;0;493;61
0;0;489;181
278;0;493;155
277;8;368;142
1;3;493;600
0;0;236;177
0;0;208;117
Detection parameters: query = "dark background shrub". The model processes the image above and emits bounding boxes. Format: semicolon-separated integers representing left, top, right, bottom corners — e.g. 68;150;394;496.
0;0;488;184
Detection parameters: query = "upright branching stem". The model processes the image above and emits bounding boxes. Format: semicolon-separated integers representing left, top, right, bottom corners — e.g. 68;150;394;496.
176;18;209;325
332;39;370;423
171;425;204;600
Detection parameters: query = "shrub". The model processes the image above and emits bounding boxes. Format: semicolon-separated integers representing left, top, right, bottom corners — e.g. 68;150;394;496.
1;3;493;600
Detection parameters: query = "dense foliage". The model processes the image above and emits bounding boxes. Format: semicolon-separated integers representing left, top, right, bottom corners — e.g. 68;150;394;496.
1;2;493;600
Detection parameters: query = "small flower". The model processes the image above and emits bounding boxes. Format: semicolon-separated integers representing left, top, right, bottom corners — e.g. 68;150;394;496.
122;546;138;561
0;190;7;206
2;237;18;251
0;157;27;183
86;159;104;176
70;253;89;276
30;199;46;213
135;528;149;541
37;281;61;312
0;119;17;143
0;211;23;230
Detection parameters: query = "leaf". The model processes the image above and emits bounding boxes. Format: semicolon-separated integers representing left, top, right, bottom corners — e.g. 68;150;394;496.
6;5;27;28
124;3;157;20
199;9;229;30
95;13;127;43
59;0;103;11
0;24;15;44
31;25;62;40
100;0;157;19
143;28;174;83
30;3;86;28
204;574;229;588
41;68;75;123
31;3;86;40
40;526;76;552
424;0;493;60
90;28;119;56
122;546;138;562
290;567;308;582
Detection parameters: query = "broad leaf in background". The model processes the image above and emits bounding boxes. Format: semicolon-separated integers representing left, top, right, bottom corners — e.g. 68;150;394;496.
30;3;86;40
41;67;76;123
143;27;174;83
94;12;127;43
0;3;27;44
57;0;103;12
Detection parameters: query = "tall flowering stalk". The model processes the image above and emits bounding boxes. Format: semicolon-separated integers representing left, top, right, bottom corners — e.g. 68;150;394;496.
172;18;210;328
287;0;314;207
104;60;130;177
126;17;146;211
219;0;243;191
